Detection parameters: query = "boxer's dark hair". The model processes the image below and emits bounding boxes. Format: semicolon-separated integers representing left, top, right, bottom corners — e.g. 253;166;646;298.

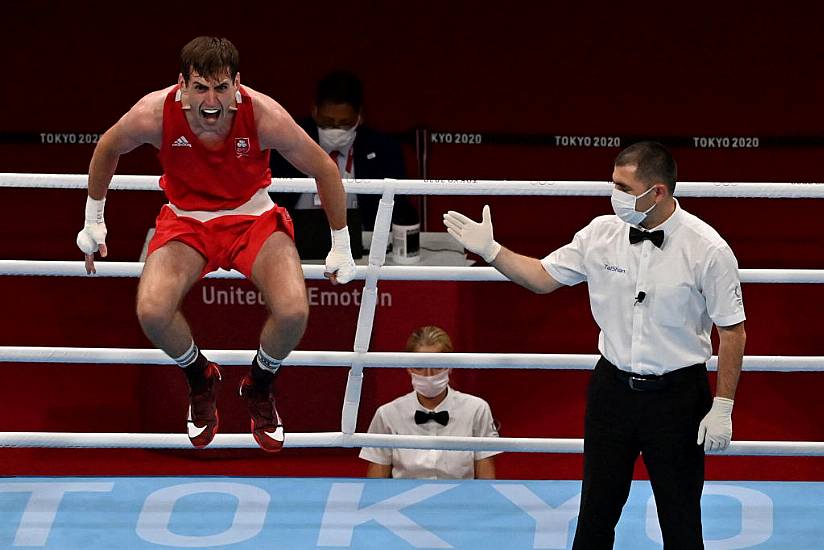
180;37;239;83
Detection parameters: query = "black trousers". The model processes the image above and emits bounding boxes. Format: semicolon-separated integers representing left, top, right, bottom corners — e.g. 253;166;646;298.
572;357;713;550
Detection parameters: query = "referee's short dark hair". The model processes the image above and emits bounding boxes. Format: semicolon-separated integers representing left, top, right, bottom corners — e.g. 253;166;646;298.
315;70;363;112
614;141;677;194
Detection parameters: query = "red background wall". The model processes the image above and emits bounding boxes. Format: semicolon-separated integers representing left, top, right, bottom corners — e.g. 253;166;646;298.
1;3;822;480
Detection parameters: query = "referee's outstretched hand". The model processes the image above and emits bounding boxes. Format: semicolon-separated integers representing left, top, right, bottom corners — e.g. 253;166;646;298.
443;205;502;263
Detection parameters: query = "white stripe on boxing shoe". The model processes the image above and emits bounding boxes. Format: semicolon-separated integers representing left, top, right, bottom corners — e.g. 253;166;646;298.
263;411;285;443
187;406;207;438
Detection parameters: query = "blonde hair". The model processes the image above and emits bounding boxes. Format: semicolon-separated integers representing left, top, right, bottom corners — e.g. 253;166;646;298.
405;326;454;353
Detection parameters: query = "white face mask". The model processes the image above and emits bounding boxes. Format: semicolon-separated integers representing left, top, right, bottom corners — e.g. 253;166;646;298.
318;125;357;152
410;369;450;398
611;186;656;225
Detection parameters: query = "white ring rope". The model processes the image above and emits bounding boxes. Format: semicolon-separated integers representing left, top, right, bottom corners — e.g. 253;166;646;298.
2;260;823;284
1;347;822;372
2;173;824;198
0;432;820;456
3;172;823;456
1;346;822;454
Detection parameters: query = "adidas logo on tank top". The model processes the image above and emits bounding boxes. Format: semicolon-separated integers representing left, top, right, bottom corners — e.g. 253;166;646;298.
172;136;192;147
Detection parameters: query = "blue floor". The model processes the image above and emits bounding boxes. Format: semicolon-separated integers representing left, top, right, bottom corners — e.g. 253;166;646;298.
0;477;821;549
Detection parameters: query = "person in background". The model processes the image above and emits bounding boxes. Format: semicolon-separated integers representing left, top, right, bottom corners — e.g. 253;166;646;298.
359;326;500;479
269;70;418;258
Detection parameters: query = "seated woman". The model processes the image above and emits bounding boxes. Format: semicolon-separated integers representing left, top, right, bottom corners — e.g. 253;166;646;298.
359;326;500;479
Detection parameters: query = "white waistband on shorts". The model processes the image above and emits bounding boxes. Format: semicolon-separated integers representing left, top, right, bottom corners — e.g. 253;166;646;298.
167;188;275;222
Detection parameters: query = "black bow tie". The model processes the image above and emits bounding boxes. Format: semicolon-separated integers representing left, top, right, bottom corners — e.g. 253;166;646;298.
629;227;665;248
415;410;449;426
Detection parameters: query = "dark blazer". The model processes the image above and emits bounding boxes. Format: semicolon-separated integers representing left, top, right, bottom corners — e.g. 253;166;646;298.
269;119;418;229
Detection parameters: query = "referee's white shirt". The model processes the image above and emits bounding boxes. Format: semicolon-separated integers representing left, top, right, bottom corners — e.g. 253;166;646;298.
359;387;500;479
541;200;746;375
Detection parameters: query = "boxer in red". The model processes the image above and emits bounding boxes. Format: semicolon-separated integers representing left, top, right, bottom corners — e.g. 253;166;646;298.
76;36;356;452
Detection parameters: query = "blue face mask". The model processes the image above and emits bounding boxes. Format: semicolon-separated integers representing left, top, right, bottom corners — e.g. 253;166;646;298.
610;186;656;225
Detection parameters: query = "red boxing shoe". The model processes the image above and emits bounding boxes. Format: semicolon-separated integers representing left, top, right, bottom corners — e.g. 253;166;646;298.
185;362;222;448
239;375;285;452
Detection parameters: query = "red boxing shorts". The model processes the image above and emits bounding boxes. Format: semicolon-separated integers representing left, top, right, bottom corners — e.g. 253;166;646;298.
147;204;295;279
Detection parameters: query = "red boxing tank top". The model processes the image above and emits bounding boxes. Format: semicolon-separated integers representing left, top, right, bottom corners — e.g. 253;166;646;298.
158;85;271;210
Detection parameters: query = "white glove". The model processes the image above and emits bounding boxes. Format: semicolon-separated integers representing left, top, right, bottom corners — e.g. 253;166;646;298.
697;396;734;452
324;227;357;284
76;196;108;274
442;204;502;263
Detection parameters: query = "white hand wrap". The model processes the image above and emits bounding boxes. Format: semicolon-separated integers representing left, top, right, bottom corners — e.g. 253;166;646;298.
442;204;502;263
325;227;357;284
76;196;107;254
697;396;734;452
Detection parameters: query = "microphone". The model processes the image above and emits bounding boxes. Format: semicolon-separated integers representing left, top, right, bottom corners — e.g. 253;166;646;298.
635;291;646;304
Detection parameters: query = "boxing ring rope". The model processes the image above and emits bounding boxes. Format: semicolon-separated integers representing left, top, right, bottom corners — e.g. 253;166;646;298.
1;347;823;372
1;173;822;457
2;260;824;283
1;432;822;456
1;346;822;453
2;173;824;197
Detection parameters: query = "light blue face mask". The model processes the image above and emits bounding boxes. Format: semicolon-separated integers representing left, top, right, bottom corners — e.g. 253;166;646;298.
410;369;450;398
610;186;656;225
318;125;358;152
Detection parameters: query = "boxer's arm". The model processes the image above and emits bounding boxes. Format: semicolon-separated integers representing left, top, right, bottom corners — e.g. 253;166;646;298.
88;90;164;199
253;91;355;283
79;90;164;273
254;93;346;230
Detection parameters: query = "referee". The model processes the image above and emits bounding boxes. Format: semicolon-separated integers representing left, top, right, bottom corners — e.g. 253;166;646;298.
444;141;746;549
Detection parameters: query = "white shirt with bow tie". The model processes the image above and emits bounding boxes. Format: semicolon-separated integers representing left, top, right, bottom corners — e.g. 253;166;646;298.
359;387;500;479
541;200;746;375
